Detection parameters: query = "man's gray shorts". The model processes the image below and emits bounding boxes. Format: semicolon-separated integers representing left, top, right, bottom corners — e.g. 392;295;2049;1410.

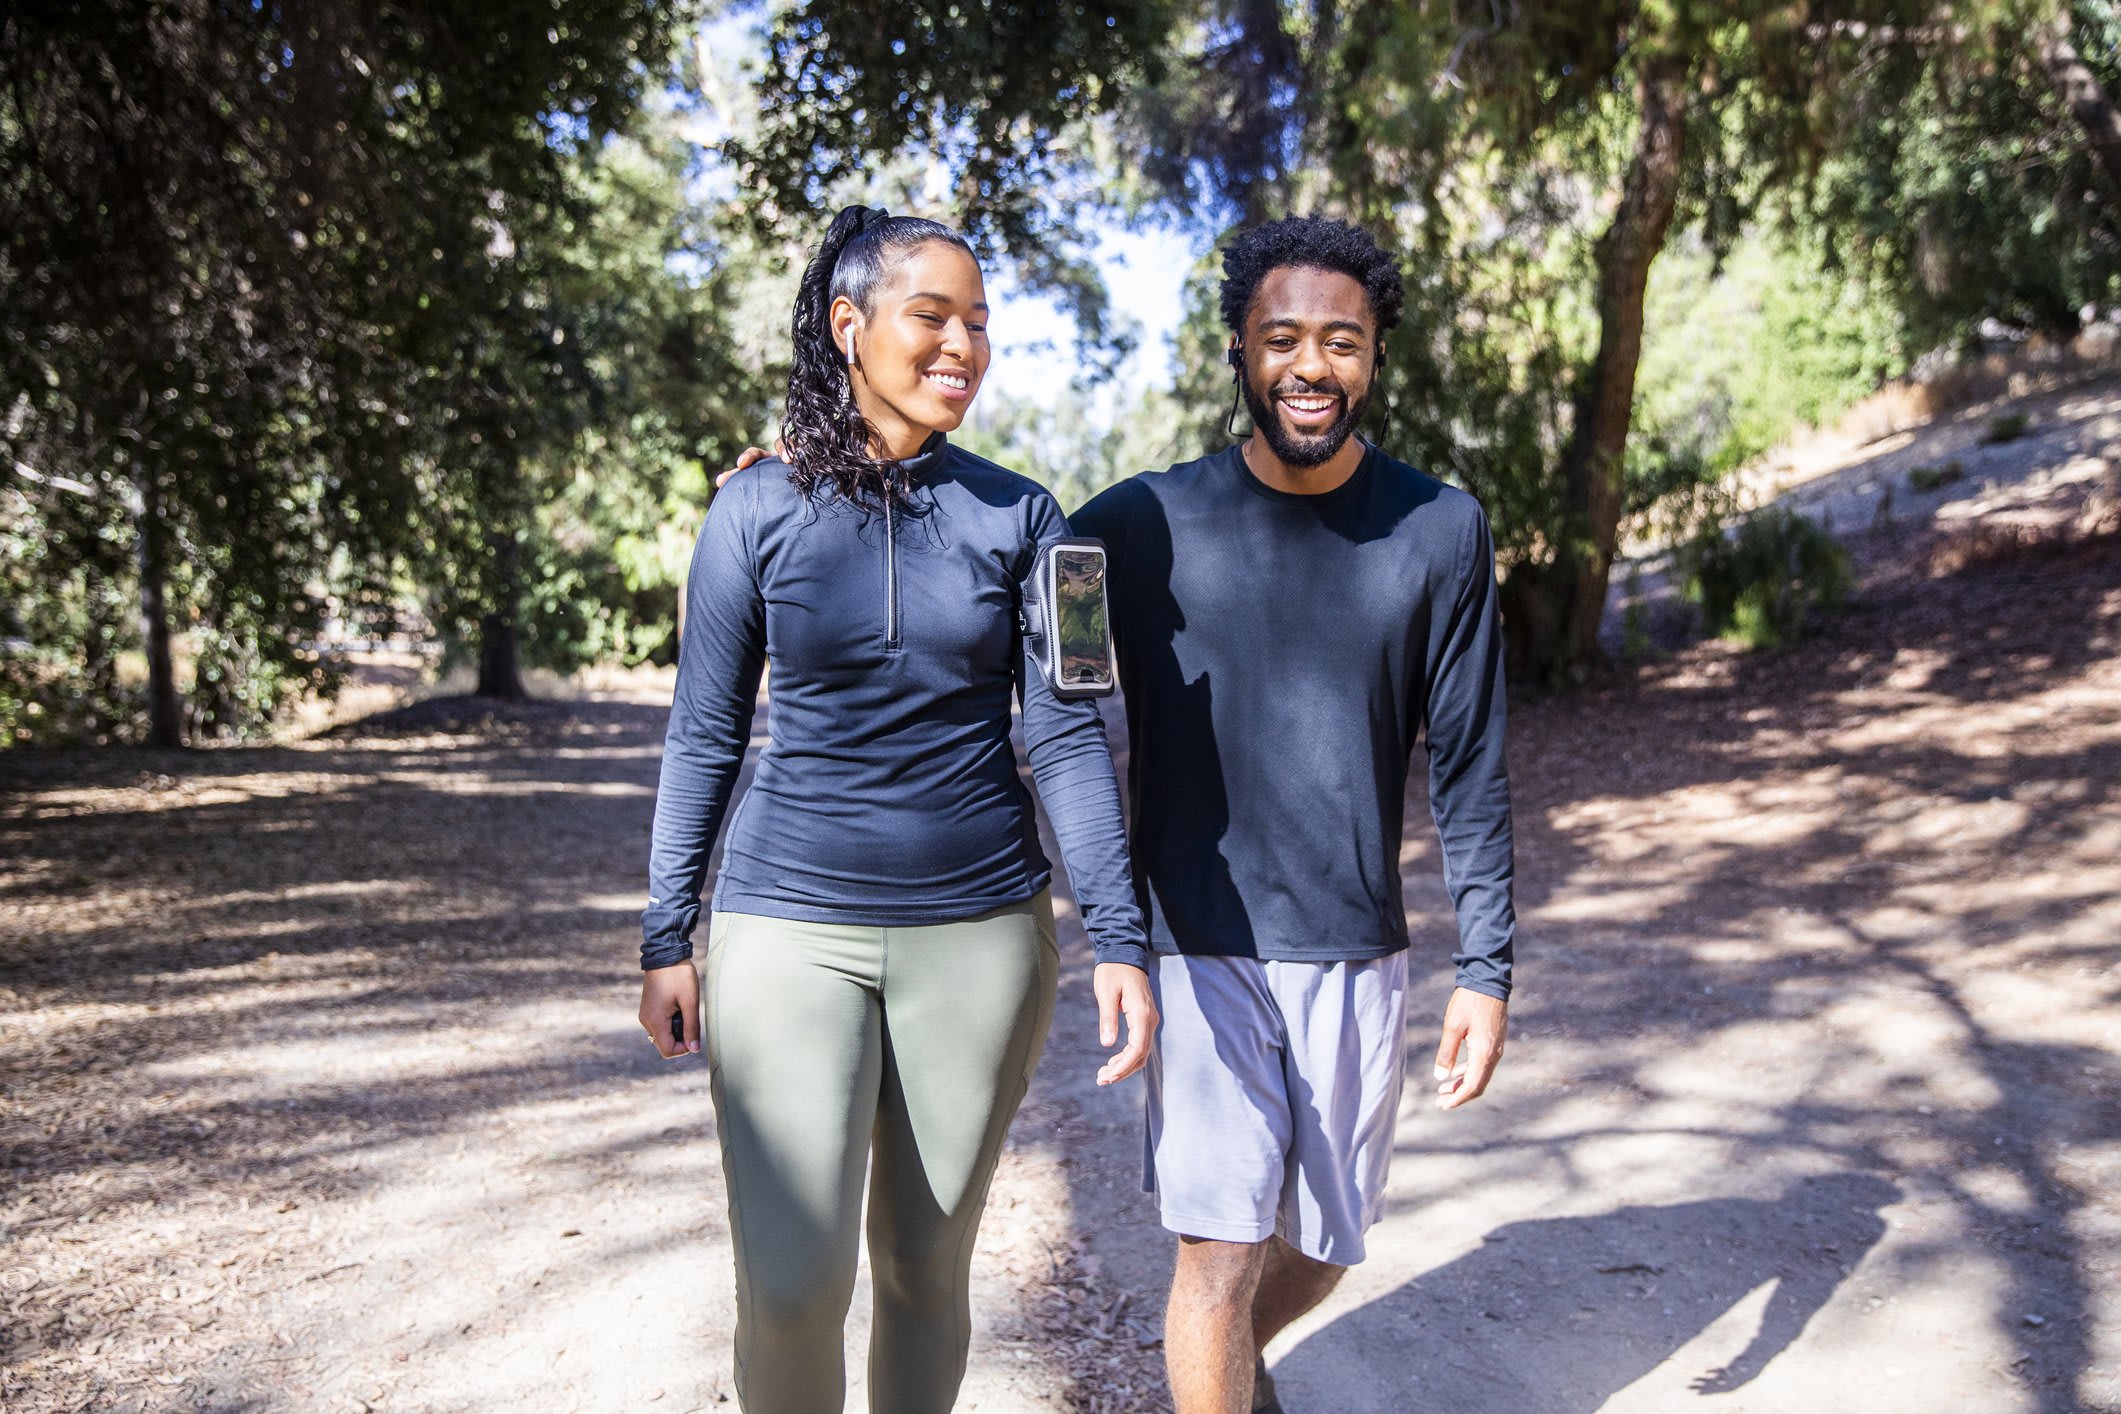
1142;951;1410;1266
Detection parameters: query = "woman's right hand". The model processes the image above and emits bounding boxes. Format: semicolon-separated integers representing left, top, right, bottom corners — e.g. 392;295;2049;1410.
1093;962;1158;1086
639;961;702;1060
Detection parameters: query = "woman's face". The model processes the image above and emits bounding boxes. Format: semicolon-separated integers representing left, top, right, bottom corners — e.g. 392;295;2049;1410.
832;241;990;457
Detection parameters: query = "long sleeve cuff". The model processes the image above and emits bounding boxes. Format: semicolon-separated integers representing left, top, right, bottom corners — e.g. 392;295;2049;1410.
1092;938;1152;971
640;900;700;971
1451;949;1512;1000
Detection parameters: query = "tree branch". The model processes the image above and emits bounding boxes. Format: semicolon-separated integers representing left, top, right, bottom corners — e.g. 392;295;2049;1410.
10;461;97;498
2040;10;2121;198
1436;0;1505;94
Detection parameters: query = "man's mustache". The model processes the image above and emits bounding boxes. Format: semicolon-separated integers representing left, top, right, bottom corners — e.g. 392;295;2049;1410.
1263;379;1348;400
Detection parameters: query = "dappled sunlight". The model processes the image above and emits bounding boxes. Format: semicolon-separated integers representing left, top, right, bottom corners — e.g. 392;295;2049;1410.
1532;881;1702;924
573;891;648;913
1957;1165;2045;1220
11;773;377;815
1313;516;2121;1409
0;695;1113;1411
372;770;654;798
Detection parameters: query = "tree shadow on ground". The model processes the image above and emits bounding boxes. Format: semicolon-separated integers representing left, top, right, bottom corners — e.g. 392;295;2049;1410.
0;700;685;1187
1381;529;2121;1411
0;697;739;1404
5;514;2116;1409
1273;1174;1897;1412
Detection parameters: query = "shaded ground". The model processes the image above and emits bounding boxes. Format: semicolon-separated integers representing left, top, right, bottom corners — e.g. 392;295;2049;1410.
0;688;1161;1413
4;446;2119;1412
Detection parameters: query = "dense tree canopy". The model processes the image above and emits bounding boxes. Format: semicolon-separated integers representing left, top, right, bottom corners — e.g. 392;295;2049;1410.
0;0;741;743
734;0;2121;679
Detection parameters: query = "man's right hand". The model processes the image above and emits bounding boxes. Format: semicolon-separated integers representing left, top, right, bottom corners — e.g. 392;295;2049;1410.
639;961;701;1059
715;442;780;490
1433;986;1506;1109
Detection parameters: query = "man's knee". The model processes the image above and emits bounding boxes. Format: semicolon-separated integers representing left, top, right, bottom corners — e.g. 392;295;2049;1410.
1172;1235;1270;1307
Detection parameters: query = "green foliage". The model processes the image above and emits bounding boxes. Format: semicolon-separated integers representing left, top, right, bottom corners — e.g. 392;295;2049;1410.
12;0;2118;738
1985;412;2033;444
956;381;1195;513
0;478;137;745
725;0;1179;360
416;129;766;680
1910;460;1967;491
1798;1;2121;348
719;0;2110;676
1631;233;1905;508
0;0;721;740
1678;506;1853;649
1619;566;1653;659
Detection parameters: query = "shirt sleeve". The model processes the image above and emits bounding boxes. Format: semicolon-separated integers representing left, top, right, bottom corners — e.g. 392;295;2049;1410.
1067;481;1122;619
1423;504;1517;1000
1016;491;1151;970
640;472;766;970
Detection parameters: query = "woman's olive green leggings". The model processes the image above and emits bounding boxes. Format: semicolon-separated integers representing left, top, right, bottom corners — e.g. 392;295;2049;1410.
702;894;1058;1414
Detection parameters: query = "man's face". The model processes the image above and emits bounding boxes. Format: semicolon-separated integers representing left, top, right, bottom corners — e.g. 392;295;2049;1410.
1238;266;1378;468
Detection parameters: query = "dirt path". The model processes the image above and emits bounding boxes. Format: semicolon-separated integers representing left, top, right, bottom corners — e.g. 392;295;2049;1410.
0;698;1160;1413
4;460;2118;1414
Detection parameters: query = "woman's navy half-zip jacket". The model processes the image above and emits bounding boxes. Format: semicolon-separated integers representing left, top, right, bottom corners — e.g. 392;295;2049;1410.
642;435;1150;972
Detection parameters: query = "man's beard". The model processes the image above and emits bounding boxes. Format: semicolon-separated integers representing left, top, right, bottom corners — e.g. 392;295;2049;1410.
1242;376;1370;468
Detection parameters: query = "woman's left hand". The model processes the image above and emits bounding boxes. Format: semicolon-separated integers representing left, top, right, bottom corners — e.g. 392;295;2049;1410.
1092;962;1158;1086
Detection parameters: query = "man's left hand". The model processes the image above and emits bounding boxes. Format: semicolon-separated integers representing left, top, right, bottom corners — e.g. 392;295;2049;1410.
1433;987;1507;1110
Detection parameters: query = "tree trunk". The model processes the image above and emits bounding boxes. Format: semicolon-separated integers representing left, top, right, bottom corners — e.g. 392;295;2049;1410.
476;612;527;699
474;532;529;700
1504;59;1689;681
134;463;183;748
2041;10;2121;199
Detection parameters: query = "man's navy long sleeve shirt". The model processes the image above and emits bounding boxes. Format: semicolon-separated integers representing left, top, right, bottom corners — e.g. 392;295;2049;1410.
642;437;1149;972
1070;443;1516;998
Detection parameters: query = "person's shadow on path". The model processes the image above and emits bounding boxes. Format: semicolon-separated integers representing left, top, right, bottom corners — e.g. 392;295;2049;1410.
1270;1173;1897;1412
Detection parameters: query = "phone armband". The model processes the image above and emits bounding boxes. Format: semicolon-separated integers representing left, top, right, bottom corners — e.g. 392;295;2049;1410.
1021;537;1116;700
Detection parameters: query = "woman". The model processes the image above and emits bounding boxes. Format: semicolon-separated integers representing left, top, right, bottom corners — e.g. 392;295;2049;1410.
637;205;1157;1413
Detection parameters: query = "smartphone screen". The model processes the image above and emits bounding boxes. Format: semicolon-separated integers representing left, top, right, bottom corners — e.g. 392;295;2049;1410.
1051;546;1113;692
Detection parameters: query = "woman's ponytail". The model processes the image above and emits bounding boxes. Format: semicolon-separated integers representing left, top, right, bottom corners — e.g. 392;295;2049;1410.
780;204;974;510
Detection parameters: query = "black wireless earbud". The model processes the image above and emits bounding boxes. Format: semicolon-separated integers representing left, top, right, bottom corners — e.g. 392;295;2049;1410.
1370;343;1392;448
1223;342;1248;439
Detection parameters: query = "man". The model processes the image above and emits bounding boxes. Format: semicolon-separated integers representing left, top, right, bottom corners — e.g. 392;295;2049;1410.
1068;216;1514;1414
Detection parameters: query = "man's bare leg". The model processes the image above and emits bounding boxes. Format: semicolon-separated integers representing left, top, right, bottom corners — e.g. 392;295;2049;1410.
1166;1236;1268;1413
1252;1235;1345;1350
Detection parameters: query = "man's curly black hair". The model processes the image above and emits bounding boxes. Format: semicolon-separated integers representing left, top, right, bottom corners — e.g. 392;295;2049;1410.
1218;216;1405;339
